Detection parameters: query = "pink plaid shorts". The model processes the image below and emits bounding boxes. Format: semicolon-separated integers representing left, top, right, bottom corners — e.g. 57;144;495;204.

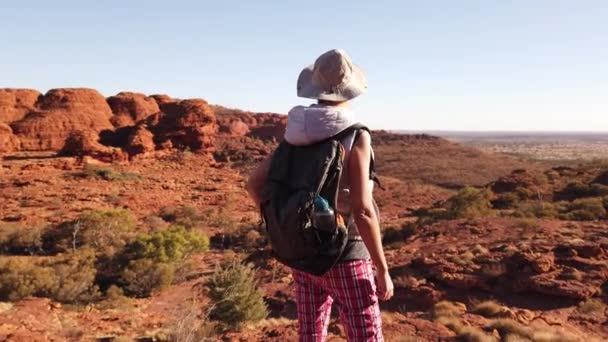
291;259;384;342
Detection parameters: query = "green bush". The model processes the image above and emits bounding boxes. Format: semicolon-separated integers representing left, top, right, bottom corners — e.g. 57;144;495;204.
207;261;268;329
44;208;136;257
120;258;175;297
559;198;607;221
445;187;493;219
0;223;43;255
126;226;209;263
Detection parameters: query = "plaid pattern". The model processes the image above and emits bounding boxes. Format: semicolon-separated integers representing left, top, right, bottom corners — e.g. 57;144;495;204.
292;259;384;342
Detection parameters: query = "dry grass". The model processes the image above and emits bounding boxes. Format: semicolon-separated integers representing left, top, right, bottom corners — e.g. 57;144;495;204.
433;300;467;319
166;299;216;342
456;326;496;342
486;319;532;339
577;298;606;315
435;315;464;333
471;300;510;318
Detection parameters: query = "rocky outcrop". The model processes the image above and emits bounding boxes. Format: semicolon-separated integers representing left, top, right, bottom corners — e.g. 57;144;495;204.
0;89;40;124
0;88;220;161
219;120;249;137
107;92;160;127
60;131;128;162
0;123;20;152
124;125;155;155
147;99;217;152
10;88;114;150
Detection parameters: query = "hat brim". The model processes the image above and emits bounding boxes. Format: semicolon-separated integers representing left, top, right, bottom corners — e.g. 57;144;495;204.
297;64;367;101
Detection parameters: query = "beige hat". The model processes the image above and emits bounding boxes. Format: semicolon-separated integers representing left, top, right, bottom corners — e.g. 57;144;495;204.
297;49;367;101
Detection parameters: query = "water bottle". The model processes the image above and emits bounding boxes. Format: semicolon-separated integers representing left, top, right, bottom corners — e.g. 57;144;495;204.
313;195;335;232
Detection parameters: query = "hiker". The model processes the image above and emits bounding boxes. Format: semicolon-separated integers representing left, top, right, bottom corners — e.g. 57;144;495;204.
247;49;393;341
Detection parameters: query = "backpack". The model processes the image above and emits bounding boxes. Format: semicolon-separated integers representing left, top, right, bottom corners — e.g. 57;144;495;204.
260;123;376;276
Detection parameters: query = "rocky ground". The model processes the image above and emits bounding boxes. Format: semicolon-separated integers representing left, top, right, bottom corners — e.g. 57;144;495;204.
1;88;607;341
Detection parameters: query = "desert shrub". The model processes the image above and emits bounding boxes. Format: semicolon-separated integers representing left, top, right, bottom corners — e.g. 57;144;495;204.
207;261;268;329
0;249;98;303
445;187;493;219
412;207;449;224
515;218;540;236
512;202;558;219
0;257;56;301
44;208;136;257
432;300;467;319
125;226;209;263
557;182;608;200
492;192;521;209
97;285;131;309
43;249;99;303
577;298;605;315
210;223;265;251
120;258;175;297
203;208;240;230
515;186;536;201
167;299;217;342
0;223;43;255
471;300;509;318
80;164;140;181
559;198;607;221
450;251;475;266
434;315;464;333
381;222;418;246
486;319;531;339
456;326;494;342
159;205;202;229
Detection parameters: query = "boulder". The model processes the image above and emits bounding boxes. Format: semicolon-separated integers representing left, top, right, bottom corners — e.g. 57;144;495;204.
107;92;160;127
125;125;155;155
147;99;217;152
0;88;40;124
60;130;127;162
219;120;249;137
0;123;20;152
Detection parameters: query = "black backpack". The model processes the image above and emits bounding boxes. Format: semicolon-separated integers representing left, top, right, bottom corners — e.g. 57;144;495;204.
260;123;375;275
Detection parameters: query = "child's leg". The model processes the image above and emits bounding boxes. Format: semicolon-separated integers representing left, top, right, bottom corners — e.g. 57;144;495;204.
327;259;384;342
293;269;334;342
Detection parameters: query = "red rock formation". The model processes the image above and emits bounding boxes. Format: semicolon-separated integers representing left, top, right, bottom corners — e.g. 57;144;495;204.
60;130;127;162
0;123;20;152
147;99;217;152
125;125;155;155
150;94;176;107
11;88;114;150
0;89;41;123
107;92;160;127
219;120;249;137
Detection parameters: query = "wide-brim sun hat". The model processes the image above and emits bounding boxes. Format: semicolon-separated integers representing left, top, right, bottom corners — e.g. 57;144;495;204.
297;49;367;101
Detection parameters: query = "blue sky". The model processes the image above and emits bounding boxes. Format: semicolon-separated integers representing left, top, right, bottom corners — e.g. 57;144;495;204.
1;0;606;131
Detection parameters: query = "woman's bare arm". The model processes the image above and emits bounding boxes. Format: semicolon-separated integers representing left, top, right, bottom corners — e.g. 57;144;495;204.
246;155;272;206
348;131;394;300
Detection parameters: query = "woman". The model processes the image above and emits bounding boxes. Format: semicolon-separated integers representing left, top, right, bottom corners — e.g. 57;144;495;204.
247;49;393;341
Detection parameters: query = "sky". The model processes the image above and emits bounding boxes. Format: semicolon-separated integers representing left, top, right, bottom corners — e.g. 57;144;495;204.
1;0;607;131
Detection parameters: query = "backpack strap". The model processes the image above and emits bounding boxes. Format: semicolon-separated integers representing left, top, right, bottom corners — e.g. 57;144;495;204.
331;124;384;190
